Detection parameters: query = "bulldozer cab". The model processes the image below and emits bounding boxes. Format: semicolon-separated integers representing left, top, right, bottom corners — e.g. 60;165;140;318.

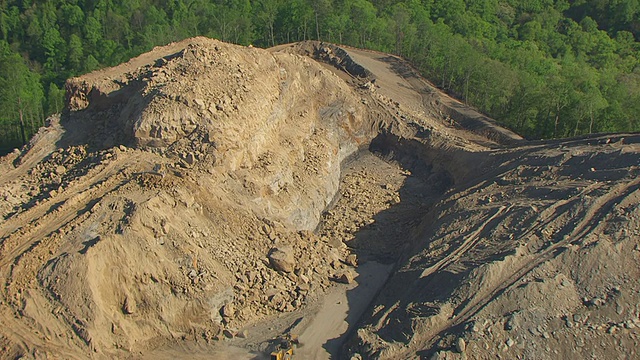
269;334;298;360
270;347;293;360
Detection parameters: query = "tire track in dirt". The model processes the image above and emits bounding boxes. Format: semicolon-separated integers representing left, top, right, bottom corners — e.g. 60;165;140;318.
403;177;640;357
0;307;88;360
0;155;146;358
3;175;126;282
0;152;143;244
504;181;604;247
0;159;140;288
0;155;140;242
0;178;122;273
419;205;508;279
450;177;640;322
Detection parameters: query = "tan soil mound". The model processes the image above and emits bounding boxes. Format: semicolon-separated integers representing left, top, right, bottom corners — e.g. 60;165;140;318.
0;38;383;358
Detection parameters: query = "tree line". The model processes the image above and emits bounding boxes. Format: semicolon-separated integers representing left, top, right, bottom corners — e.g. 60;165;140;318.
1;0;639;154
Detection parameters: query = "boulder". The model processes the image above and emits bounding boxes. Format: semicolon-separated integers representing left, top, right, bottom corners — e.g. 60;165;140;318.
221;303;235;318
122;295;136;315
345;253;358;267
336;272;354;284
455;337;466;353
268;246;295;273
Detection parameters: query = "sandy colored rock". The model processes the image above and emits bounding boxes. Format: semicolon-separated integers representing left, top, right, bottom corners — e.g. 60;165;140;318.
122;295;136;315
221;304;235;318
336;272;354;284
345;253;358;267
268;246;296;273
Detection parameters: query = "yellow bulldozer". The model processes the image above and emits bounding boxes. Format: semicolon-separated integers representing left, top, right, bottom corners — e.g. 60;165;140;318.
270;334;299;360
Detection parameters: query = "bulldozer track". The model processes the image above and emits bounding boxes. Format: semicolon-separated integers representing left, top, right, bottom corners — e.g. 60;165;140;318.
0;154;144;358
420;205;509;279
401;177;640;357
0;153;142;241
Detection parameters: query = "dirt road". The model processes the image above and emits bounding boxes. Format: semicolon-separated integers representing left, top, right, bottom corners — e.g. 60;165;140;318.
344;46;523;147
296;261;392;359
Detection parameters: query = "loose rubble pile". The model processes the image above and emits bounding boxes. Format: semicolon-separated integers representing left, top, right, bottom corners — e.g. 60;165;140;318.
0;38;380;357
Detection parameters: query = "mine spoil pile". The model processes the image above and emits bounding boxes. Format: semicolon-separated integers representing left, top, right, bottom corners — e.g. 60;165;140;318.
0;38;639;359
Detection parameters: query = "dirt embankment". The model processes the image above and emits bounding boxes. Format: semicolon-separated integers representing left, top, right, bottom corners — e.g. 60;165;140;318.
347;134;640;359
0;38;389;359
0;38;639;360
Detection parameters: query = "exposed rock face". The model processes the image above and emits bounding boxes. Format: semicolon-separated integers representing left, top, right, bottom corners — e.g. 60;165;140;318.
65;37;375;230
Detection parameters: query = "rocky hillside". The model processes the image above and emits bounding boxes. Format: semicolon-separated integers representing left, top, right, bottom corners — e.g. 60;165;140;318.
0;38;638;360
0;37;383;358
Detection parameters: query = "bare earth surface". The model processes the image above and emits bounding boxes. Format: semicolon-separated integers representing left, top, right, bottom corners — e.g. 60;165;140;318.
0;38;639;360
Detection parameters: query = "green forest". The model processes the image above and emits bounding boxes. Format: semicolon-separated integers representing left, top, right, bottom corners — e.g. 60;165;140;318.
1;0;639;154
